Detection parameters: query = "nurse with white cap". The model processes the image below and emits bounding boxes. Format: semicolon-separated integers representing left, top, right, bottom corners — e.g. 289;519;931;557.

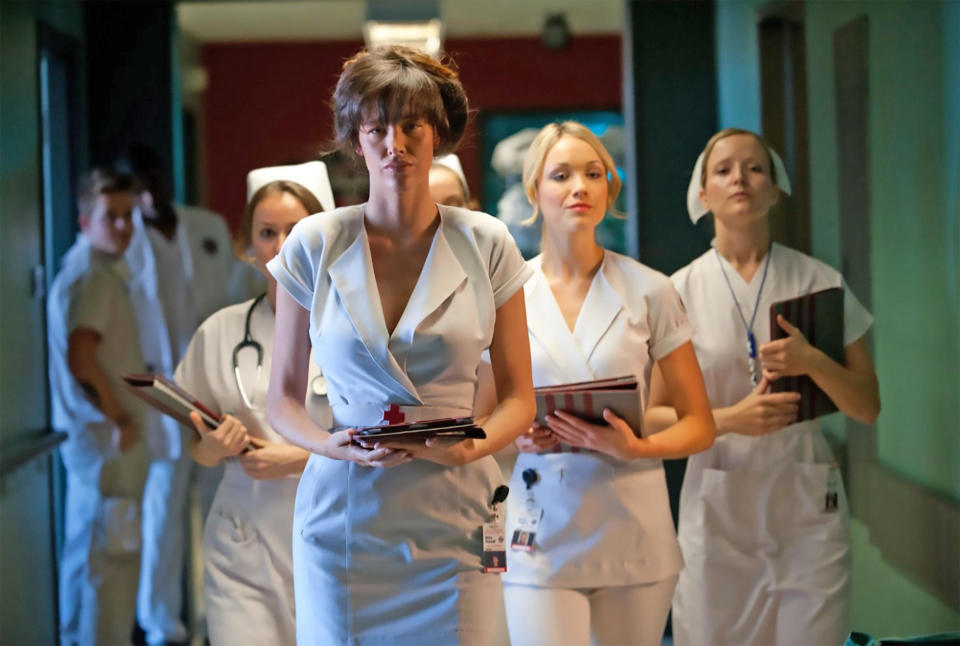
429;154;471;207
647;128;881;646
174;161;333;645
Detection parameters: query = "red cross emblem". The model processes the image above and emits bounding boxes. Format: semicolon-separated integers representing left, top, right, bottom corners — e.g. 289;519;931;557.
383;404;406;425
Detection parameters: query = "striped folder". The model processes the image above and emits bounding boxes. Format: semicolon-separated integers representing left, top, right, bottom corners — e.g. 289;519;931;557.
534;375;646;438
769;287;844;421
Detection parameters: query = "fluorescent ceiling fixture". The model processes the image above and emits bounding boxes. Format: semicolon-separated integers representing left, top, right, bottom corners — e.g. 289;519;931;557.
363;19;443;55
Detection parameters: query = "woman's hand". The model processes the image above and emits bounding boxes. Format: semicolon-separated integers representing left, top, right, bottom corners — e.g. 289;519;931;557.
514;422;559;453
759;315;818;381
715;377;801;436
320;429;413;468
361;437;474;467
544;409;641;461
238;438;311;480
114;413;140;453
190;412;250;466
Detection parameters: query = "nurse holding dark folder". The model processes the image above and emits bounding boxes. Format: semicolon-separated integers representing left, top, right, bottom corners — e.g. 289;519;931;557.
646;128;881;646
476;121;714;646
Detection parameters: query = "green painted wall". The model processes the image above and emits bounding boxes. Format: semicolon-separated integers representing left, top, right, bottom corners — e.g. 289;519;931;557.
849;518;960;637
713;0;960;636
0;1;84;643
714;0;763;131
804;0;959;502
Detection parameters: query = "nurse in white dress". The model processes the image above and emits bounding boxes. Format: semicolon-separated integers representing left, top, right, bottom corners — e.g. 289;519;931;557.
175;163;333;645
474;122;716;646
265;46;536;645
647;128;881;646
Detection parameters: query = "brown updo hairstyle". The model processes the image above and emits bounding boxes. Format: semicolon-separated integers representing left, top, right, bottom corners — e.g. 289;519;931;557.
236;180;324;255
331;45;469;158
698;127;778;188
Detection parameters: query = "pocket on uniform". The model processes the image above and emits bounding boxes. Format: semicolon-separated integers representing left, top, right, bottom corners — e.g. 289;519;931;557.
207;506;258;548
93;496;141;555
698;467;764;554
771;461;849;546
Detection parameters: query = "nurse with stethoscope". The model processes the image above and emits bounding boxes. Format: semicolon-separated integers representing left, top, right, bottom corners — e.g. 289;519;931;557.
647;129;881;646
174;162;333;645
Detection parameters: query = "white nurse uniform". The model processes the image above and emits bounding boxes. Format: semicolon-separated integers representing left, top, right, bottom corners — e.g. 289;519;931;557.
268;203;532;645
175;296;330;645
502;252;692;646
671;242;872;646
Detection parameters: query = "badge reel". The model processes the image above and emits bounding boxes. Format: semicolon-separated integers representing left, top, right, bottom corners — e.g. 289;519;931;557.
511;468;542;552
824;464;840;513
483;485;509;573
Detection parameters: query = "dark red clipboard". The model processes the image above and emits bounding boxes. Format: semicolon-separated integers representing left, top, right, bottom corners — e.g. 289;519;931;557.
123;373;222;429
124;373;258;452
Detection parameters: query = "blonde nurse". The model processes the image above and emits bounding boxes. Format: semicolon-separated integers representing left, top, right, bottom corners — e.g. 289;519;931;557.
647;128;881;646
175;162;333;645
476;121;715;646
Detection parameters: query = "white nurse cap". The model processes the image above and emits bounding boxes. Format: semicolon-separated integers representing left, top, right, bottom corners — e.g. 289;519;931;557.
247;161;335;213
431;154;470;201
686;143;792;223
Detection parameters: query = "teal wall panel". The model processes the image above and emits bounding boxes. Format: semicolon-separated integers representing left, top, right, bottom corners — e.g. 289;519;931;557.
1;1;84;642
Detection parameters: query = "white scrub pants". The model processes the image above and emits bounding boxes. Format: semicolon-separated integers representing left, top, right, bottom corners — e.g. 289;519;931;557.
137;449;222;644
503;576;677;646
59;443;148;646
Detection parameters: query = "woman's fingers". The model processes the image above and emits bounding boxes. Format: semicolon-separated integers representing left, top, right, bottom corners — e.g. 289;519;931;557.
188;411;209;435
362;447;410;468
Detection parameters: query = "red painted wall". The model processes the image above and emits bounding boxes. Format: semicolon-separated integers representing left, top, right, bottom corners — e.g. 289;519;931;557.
202;35;621;231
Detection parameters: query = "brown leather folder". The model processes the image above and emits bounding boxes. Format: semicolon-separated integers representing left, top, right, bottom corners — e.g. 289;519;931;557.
768;287;845;421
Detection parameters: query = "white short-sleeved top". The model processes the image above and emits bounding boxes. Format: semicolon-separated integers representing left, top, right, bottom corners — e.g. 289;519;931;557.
48;237;145;471
267;203;532;412
671;243;873;523
174;297;331;449
504;251;693;587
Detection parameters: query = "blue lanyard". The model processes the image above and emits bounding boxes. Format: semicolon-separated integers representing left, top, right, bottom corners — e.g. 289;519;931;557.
714;246;772;384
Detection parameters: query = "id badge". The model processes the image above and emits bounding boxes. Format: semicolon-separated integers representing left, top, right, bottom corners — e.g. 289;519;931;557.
511;501;542;552
482;522;507;572
824;464;840;513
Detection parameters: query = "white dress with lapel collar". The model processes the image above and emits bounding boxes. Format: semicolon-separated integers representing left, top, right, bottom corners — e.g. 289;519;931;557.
267;203;533;643
504;250;692;589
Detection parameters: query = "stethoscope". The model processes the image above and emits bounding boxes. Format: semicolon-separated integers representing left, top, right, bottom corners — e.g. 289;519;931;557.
233;292;327;409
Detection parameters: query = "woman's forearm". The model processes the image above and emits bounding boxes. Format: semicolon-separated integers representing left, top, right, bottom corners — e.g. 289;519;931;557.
465;393;536;461
633;411;714;460
265;394;331;455
638;342;716;458
808;347;880;424
188;436;223;467
643;405;678;436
